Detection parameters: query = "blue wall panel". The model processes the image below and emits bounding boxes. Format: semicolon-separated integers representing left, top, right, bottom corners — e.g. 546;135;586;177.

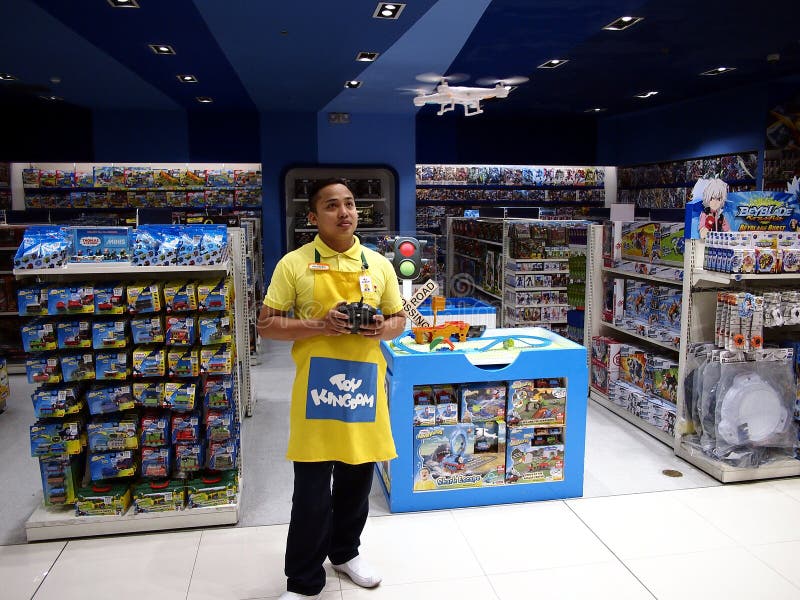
92;110;189;162
187;110;260;163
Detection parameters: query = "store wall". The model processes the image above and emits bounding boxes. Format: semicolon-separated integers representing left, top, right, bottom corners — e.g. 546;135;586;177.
92;110;190;162
0;103;93;162
597;84;770;167
317;112;417;236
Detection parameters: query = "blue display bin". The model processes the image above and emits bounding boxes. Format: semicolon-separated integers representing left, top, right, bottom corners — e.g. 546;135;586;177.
378;327;587;512
416;297;497;328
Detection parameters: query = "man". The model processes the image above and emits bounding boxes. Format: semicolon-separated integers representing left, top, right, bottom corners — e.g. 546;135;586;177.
258;178;407;600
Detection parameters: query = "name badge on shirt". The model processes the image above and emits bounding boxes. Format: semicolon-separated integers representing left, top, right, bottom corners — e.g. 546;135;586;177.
359;275;374;294
308;262;329;271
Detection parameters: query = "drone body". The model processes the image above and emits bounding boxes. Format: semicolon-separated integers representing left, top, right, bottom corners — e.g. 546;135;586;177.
409;74;529;117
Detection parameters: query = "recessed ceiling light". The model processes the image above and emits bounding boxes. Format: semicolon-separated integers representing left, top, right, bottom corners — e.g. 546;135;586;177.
149;44;175;55
196;96;213;103
700;66;736;76
39;95;62;101
107;0;140;7
537;58;569;69
373;2;405;19
634;90;659;99
584;107;607;113
177;74;198;83
356;51;380;62
345;80;362;89
0;73;17;81
603;16;644;31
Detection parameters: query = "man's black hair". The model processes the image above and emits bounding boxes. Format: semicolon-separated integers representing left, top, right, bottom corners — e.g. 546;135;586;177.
308;178;354;212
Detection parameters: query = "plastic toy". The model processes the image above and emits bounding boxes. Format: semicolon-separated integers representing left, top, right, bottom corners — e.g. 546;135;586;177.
90;451;137;481
186;471;238;508
337;298;377;334
133;479;185;513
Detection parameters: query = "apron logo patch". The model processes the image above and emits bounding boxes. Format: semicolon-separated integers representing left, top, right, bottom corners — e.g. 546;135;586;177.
306;357;378;422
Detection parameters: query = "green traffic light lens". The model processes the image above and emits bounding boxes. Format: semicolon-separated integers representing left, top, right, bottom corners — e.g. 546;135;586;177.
399;260;415;277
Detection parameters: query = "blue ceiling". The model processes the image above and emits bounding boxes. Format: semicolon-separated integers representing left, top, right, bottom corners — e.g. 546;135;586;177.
0;0;798;118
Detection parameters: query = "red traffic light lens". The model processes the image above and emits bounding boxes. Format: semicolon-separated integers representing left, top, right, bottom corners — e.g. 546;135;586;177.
398;241;416;257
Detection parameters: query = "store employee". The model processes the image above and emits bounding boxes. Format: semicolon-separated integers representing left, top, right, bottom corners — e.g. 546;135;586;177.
258;178;406;600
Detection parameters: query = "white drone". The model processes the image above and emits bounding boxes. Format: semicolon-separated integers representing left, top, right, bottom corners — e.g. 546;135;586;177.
407;73;529;117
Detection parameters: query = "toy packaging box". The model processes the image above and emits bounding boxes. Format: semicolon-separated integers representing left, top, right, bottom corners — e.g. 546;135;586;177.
200;343;233;374
168;347;200;378
413;424;484;490
645;356;679;404
18;286;50;316
86;383;134;415
506;428;565;484
131;315;165;344
590;360;609;394
133;479;185;513
203;375;233;410
459;382;506;423
61;352;95;382
433;384;458;425
92;319;128;349
164;380;197;412
507;380;566;426
207;441;238;470
686;190;799;239
163;280;197;312
133;381;165;408
70;227;131;262
174;443;204;476
90;450;137;481
658;223;685;264
39;454;82;506
206;409;235;443
132;345;166;378
32;384;83;418
57;318;92;349
198;313;233;345
76;482;132;516
166;315;196;346
197;277;232;312
87;415;138;452
141;447;172;479
619;346;647;389
621;222;660;262
48;286;95;314
96;351;130;380
187;471;238;508
94;166;126;188
127;281;162;314
26;355;61;384
30;419;85;456
94;283;125;314
171;411;200;444
21;319;57;352
140;411;170;446
125;167;153;188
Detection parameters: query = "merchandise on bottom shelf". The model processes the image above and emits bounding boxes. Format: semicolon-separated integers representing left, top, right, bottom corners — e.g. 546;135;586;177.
133;479;186;513
89;450;138;481
505;428;564;484
75;482;132;516
39;454;82;506
186;471;238;507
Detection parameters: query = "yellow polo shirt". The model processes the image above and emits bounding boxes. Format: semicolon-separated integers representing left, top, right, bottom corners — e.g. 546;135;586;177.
264;235;404;319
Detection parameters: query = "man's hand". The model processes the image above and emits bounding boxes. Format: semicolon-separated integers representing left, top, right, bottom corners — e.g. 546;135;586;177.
324;304;351;336
357;313;385;338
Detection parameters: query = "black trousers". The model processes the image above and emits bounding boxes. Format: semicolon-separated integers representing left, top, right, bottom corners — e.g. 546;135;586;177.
285;460;374;596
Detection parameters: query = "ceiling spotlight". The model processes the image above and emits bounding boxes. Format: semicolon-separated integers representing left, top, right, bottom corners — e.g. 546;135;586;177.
196;96;213;103
538;58;569;69
39;95;63;101
634;90;659;99
356;51;380;62
584;107;607;113
177;74;198;83
373;2;405;19
107;0;140;6
0;73;17;81
701;66;736;76
345;80;363;89
149;44;175;55
603;16;644;31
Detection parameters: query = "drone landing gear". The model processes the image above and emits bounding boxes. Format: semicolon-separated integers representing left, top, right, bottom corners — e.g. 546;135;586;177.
437;103;455;116
464;104;483;117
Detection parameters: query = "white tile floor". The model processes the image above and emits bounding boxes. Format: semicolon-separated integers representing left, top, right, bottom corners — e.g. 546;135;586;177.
3;478;800;600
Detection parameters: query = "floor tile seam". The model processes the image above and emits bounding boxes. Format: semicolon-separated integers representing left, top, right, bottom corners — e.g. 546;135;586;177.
561;501;658;599
738;544;800;592
30;542;68;600
447;508;490;579
767;483;800;505
184;529;206;600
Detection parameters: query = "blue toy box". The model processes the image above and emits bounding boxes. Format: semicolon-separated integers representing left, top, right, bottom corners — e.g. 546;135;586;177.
202;375;233;410
141;412;170;447
460;382;507;423
198;313;233;345
32;384;83;418
164;380;197;412
90;450;137;481
26;355;61;384
17;285;49;316
92;319;128;350
87;415;138;452
61;352;95;382
133;381;165;408
21;319;57;353
205;409;235;443
130;315;164;344
141;447;172;479
71;227;132;262
96;351;130;380
30;419;84;457
506;427;564;484
132;346;166;378
207;441;237;471
48;285;94;314
412;385;436;426
165;315;195;346
86;383;134;416
94;283;126;314
56;319;92;349
174;443;204;476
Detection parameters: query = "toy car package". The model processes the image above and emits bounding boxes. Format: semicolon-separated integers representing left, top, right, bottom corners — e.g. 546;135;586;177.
132;345;166;378
90;450;137;481
163;280;197;312
459;383;506;424
21;319;57;352
133;381;165;408
39;454;82;506
197;277;232;312
200;343;233;374
26;354;61;384
140;411;170;447
164;380;197;411
92;319;128;349
96;350;130;380
413;385;436;426
126;281;162;314
61;352;96;382
166;315;196;346
207;441;237;471
86;383;134;415
202;375;233;410
30;419;84;457
48;285;95;314
171;411;200;444
14;226;70;270
130;315;165;344
168;347;199;378
505;429;564;484
32;384;83;418
198;313;233;345
133;479;185;513
94;283;125;314
87;415;139;452
17;285;50;316
141;447;173;479
57;318;92;349
507;381;566;426
174;443;204;476
186;471;238;507
412;424;481;490
205;409;235;443
75;482;132;516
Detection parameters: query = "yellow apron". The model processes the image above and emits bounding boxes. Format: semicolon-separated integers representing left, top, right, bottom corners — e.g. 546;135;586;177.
287;251;397;464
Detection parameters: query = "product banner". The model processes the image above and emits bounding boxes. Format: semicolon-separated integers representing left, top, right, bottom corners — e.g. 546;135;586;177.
685;185;799;239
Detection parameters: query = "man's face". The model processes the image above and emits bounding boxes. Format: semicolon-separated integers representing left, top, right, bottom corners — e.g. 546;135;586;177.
308;183;358;243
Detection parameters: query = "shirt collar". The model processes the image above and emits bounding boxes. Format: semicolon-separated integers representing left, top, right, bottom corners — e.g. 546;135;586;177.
313;234;362;260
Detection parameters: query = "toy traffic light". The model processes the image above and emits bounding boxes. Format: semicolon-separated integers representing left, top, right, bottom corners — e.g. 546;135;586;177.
392;236;425;280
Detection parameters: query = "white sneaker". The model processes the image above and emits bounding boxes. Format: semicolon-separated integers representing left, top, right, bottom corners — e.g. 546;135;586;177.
278;592;321;600
332;555;382;588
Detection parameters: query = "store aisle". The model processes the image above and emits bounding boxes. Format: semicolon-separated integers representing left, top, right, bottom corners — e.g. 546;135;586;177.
4;478;800;600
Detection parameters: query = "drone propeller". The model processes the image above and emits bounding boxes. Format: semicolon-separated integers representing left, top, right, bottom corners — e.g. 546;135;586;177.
415;72;469;84
397;86;435;95
475;76;530;86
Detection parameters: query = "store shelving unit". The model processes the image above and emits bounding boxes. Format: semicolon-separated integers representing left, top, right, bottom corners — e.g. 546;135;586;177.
16;228;252;541
284;167;395;253
0;224;27;373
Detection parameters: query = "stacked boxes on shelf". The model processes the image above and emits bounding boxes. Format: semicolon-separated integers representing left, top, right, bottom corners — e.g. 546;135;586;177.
412;378;566;491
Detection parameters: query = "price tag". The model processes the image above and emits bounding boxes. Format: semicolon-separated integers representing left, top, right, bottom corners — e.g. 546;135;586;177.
43;323;53;333
57;390;67;401
164;492;173;501
113;287;123;296
115;321;125;332
117;354;127;363
79;321;89;330
222;317;230;326
83;354;92;363
47;357;58;367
